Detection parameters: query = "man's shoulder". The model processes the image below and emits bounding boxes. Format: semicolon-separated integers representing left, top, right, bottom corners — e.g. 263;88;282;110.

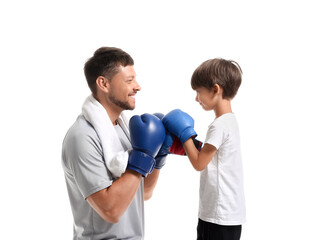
63;115;99;147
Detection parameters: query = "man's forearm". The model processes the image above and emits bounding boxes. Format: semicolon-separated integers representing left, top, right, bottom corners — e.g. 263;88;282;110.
144;169;160;200
86;170;142;223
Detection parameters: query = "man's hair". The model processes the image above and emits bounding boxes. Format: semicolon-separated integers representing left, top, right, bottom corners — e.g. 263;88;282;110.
84;47;134;95
191;58;242;99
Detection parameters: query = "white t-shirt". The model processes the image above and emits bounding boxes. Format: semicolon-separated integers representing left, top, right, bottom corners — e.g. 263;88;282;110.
199;113;246;225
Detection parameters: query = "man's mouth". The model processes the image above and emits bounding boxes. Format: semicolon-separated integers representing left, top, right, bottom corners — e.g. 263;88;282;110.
129;94;136;100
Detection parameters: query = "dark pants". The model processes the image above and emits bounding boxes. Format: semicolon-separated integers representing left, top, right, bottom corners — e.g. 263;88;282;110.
197;218;242;240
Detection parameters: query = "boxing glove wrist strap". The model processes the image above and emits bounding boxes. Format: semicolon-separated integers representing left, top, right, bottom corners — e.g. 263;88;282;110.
154;154;167;169
180;127;197;145
127;150;156;177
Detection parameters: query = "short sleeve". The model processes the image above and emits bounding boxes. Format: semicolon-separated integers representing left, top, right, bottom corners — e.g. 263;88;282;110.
65;131;113;199
205;121;225;150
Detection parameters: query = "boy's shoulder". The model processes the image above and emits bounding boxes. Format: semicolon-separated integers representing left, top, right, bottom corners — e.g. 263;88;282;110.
211;113;236;126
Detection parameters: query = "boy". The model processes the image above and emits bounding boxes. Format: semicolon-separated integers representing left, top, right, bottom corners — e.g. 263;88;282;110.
163;58;246;240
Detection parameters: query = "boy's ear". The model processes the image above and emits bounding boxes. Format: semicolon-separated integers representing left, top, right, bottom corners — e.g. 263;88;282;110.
213;84;222;95
96;76;110;93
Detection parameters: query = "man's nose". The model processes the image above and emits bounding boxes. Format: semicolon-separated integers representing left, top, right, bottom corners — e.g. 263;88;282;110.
134;80;141;91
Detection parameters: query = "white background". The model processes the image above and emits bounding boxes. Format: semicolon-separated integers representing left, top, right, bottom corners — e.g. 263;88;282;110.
1;0;318;239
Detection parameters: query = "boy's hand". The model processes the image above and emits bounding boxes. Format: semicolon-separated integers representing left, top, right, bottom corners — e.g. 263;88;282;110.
162;109;197;145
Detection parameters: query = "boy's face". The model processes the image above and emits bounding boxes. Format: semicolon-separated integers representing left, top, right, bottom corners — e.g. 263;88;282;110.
194;86;218;111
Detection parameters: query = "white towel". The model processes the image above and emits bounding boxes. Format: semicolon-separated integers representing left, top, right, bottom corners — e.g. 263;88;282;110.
82;94;130;178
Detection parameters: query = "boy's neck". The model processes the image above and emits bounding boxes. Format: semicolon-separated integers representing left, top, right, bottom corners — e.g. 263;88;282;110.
214;98;232;118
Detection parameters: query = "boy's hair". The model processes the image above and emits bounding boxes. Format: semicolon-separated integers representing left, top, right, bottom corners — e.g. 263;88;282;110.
84;47;134;95
191;58;242;99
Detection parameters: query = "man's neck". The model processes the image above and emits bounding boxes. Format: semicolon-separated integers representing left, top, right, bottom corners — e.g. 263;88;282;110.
94;95;122;125
105;106;122;126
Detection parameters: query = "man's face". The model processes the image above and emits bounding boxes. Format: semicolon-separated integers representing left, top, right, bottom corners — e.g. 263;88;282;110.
108;65;140;110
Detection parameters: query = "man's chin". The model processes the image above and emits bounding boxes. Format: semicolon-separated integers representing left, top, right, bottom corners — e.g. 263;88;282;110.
128;102;136;110
124;104;135;111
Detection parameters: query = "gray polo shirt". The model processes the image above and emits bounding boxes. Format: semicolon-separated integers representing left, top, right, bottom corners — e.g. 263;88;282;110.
62;115;144;240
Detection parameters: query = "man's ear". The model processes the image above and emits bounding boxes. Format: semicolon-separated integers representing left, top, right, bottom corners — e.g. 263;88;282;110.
96;76;110;93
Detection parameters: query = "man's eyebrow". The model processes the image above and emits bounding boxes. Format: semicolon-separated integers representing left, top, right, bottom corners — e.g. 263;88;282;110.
126;75;135;79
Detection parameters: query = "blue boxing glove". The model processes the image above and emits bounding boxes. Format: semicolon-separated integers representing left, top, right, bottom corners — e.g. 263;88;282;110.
162;109;197;145
153;113;175;169
127;113;166;177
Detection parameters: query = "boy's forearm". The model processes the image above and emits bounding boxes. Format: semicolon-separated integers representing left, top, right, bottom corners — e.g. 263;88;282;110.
184;138;201;171
185;138;217;171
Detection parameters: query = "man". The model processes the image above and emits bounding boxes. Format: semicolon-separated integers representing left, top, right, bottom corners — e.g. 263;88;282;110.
62;47;165;239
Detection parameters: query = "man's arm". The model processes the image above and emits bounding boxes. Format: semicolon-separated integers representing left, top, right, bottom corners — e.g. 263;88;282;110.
183;138;217;171
144;169;160;200
87;113;166;222
86;170;142;223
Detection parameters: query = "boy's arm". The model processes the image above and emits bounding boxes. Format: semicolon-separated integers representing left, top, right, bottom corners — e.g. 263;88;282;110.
183;138;217;171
